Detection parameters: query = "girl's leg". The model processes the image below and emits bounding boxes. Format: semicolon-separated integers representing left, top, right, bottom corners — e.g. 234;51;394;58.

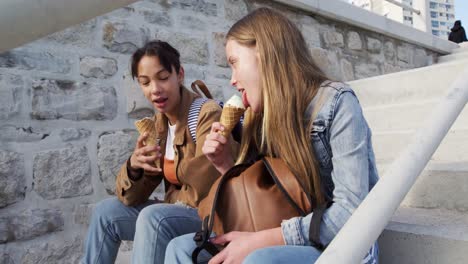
81;197;153;264
132;204;202;264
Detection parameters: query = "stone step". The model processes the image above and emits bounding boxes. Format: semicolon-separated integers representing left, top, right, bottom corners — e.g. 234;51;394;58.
362;99;468;132
371;128;468;164
438;51;468;63
350;59;468;107
376;162;468;212
451;42;468;53
379;207;468;264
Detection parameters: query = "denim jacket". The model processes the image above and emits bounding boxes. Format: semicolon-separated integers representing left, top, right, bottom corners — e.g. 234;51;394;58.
281;82;379;252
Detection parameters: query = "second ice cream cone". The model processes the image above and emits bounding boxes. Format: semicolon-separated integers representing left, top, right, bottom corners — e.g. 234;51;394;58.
134;117;161;168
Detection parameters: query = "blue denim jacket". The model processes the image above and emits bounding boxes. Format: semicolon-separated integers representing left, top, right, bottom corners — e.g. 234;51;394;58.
281;81;379;261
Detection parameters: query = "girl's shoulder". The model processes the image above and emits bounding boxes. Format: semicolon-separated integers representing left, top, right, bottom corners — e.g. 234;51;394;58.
314;81;361;122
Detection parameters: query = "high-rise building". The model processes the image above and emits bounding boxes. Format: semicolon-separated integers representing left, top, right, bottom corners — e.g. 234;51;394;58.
348;0;456;39
427;0;456;38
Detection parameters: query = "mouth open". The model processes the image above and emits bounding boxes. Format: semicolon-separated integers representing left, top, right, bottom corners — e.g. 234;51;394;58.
153;97;168;107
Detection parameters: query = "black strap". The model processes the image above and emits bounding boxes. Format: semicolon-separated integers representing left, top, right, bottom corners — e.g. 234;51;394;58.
192;217;220;263
309;201;333;251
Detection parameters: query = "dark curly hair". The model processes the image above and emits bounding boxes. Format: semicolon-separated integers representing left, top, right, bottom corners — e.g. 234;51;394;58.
130;40;181;79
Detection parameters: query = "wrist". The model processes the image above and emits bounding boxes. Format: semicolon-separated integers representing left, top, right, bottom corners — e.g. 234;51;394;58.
216;159;234;175
127;158;143;181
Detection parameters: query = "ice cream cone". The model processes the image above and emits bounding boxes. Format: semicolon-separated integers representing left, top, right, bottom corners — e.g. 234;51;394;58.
219;106;245;137
134;117;161;168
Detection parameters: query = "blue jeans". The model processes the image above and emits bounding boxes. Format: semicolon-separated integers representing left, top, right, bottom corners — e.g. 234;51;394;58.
81;197;202;264
165;233;379;264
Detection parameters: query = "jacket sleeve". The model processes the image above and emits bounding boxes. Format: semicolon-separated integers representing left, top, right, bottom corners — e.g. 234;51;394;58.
281;91;372;246
175;102;239;207
115;158;163;206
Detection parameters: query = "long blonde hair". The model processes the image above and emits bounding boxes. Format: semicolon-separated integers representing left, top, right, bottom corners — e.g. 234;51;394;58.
227;8;328;204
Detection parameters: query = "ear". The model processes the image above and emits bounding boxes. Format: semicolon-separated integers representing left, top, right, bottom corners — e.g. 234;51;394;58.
178;66;185;85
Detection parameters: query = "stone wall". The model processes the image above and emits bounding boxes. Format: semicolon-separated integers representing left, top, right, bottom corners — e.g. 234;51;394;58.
0;0;442;262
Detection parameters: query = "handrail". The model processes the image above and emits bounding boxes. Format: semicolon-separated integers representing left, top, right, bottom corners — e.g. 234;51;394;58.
0;0;139;53
316;66;468;263
384;0;421;15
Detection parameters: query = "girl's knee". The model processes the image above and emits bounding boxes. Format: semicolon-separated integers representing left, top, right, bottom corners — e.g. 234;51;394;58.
243;248;276;264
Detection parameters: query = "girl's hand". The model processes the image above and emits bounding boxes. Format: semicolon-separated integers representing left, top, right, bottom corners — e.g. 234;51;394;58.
208;228;284;264
202;122;234;174
129;132;162;174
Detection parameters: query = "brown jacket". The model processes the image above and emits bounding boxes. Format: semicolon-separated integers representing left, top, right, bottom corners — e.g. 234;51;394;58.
115;87;238;208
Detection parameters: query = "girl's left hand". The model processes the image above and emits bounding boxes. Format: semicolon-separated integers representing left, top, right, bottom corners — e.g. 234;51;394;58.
208;228;284;264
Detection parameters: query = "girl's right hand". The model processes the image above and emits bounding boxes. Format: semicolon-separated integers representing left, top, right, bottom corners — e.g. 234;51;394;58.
129;132;162;174
202;122;234;175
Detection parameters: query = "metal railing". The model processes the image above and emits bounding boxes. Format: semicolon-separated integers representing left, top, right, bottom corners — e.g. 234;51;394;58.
316;66;468;263
384;0;421;15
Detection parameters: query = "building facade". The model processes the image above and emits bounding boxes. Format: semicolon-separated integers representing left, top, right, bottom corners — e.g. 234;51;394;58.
349;0;456;38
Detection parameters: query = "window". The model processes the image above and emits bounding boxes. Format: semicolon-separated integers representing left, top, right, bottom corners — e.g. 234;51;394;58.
429;2;437;8
431;11;437;18
432;20;439;27
432;30;440;36
440;21;446;26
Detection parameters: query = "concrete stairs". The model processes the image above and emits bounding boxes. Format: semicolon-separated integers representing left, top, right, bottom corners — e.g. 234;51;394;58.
438;42;468;63
350;43;468;263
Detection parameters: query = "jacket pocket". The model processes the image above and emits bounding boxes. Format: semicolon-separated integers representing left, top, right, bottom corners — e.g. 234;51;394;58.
311;122;332;168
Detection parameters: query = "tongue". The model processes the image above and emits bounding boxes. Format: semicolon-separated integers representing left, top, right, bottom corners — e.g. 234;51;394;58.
241;91;250;108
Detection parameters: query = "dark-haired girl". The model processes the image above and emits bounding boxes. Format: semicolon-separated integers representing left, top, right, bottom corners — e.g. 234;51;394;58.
81;40;237;264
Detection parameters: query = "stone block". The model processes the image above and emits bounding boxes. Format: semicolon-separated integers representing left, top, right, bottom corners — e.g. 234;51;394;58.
155;31;209;65
0;74;23;120
384;41;395;60
323;31;344;48
413;48;428;67
310;48;341;80
41;19;97;48
0;50;72;74
347;31;362;50
0;254;14;264
33;146;92;200
124;73;154;119
300;20;321;48
367;37;382;53
20;237;82;264
0;150;25;208
80;56;118;79
169;0;218;17
213;32;228;67
340;59;355;81
103;22;149;54
355;62;381;79
382;63;402;74
178;15;206;31
59;128;91;142
73;203;95;226
31;79;117;121
97;131;139;194
0;209;63;243
0;126;49;142
140;9;171;26
224;0;248;21
397;44;413;64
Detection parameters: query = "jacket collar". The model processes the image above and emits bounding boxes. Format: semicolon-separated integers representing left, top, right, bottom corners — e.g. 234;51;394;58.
154;86;198;146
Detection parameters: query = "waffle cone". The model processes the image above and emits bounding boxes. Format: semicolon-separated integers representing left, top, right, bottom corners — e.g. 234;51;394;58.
219;106;245;137
134;117;160;168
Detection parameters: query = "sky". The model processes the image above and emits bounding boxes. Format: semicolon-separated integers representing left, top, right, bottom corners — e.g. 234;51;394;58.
454;0;468;27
